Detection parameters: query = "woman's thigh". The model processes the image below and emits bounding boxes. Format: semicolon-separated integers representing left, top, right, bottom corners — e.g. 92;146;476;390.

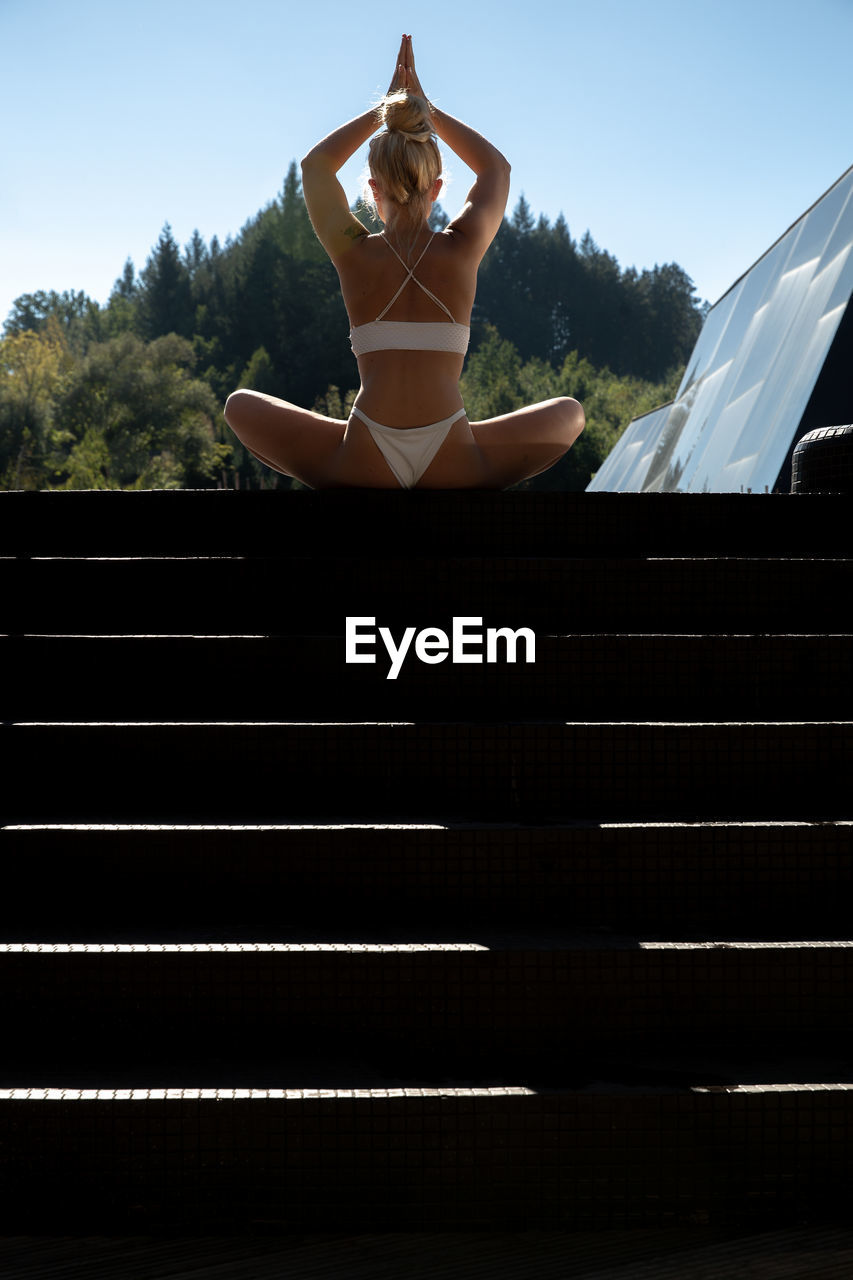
470;397;585;488
224;389;348;487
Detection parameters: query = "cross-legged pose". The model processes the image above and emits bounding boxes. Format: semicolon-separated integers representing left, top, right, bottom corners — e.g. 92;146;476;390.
224;35;585;489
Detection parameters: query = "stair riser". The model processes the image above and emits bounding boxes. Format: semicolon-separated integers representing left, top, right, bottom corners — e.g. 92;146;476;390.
3;722;851;823
4;947;853;1051
3;825;851;938
4;489;851;558
2;1091;851;1232
5;634;852;720
6;558;852;633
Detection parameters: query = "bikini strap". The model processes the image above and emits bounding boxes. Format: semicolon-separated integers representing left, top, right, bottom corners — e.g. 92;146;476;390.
376;233;456;323
381;232;433;273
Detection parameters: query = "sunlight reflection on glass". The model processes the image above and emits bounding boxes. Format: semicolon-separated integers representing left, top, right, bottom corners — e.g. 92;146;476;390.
589;166;853;492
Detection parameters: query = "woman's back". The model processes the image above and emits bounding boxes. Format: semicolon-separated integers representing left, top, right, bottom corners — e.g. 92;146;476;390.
223;35;584;489
339;228;477;330
338;229;476;427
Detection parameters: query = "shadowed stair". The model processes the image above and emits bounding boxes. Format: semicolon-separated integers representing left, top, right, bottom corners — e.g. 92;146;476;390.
1;489;852;1234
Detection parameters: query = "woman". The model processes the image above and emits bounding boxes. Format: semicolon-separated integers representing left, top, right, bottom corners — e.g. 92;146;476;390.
224;35;584;489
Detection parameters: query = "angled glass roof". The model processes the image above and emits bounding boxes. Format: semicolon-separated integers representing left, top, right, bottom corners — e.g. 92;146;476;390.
588;165;853;492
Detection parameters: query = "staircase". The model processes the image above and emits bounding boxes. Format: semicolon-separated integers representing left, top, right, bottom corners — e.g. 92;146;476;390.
1;488;852;1234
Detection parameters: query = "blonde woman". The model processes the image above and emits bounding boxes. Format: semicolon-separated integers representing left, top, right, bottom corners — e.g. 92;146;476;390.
224;35;584;489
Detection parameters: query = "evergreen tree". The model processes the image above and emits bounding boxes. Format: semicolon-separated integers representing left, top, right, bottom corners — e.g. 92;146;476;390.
112;259;137;300
183;229;209;279
137;224;194;340
511;193;535;233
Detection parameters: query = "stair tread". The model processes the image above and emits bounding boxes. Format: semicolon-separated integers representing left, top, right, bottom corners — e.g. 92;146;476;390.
4;1080;853;1095
6;818;852;828
4;935;853;950
9;716;853;724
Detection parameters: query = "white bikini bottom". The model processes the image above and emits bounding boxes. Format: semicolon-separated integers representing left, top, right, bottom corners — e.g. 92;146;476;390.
350;405;466;489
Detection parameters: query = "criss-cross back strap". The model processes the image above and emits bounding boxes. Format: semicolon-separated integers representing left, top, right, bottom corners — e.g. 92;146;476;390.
376;233;457;323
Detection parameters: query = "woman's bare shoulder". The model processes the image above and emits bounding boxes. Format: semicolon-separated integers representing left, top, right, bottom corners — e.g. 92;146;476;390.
436;220;491;266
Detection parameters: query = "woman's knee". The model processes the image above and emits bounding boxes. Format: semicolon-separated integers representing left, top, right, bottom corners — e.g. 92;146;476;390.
554;396;585;444
224;389;257;432
532;397;584;454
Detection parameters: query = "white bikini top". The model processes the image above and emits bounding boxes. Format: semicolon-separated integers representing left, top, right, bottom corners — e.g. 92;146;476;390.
349;233;470;358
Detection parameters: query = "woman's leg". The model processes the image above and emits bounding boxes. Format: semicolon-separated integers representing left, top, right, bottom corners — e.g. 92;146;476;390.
224;389;348;487
470;396;585;488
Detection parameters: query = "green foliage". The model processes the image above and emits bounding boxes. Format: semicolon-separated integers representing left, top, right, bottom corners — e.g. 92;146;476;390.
3;290;96;342
239;346;277;395
475;198;702;381
0;321;74;488
138;224;194;341
0;325;230;489
1;166;702;490
461;328;680;491
313;384;356;420
56;332;229;489
459;326;526;421
62;426;116;490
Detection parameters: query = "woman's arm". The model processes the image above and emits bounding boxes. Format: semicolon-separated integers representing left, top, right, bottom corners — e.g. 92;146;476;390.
301;37;411;262
432;105;512;255
300;110;376;261
401;36;510;256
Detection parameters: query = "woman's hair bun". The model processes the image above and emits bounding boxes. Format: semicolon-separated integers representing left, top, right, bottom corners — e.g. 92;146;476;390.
368;90;442;211
379;90;433;143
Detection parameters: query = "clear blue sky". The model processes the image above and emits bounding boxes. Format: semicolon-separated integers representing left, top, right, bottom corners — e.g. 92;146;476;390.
2;0;851;331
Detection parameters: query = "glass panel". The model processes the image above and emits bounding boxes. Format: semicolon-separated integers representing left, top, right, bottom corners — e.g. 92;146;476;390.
814;171;853;273
656;361;733;490
587;405;671;490
588;165;853;493
675;284;740;398
722;262;812;407
822;243;853;313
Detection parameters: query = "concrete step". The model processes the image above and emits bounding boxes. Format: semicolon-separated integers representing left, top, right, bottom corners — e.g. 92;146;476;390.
3;721;851;824
5;555;852;633
3;822;851;939
4;938;853;1052
4;489;852;558
2;1081;852;1232
4;633;852;720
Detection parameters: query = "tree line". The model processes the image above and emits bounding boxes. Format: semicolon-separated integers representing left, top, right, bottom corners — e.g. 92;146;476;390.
1;163;702;491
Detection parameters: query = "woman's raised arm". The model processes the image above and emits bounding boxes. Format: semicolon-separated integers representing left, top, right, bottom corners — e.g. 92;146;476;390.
400;36;511;256
300;110;376;262
300;40;413;261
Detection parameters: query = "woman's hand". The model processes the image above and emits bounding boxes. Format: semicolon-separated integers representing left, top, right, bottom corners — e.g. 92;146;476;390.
402;35;428;100
387;34;409;94
387;34;429;102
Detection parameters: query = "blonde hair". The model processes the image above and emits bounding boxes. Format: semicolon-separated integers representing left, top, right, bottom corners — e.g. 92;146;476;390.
367;91;441;219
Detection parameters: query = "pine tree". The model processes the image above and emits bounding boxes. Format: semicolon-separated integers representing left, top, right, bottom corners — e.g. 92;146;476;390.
511;194;535;234
183;230;209;279
137;224;194;340
112;259;137;300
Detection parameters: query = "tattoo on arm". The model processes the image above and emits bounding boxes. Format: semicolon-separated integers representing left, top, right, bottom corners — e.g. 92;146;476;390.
343;222;369;242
